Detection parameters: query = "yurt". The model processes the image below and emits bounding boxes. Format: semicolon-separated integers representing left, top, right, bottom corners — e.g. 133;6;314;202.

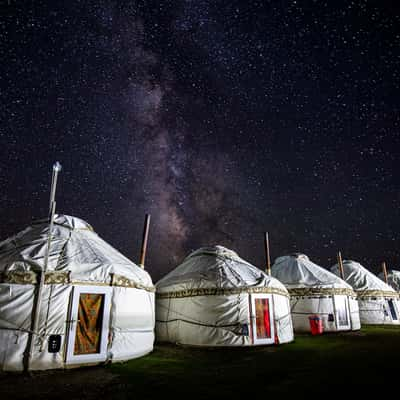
271;254;360;332
378;270;400;292
0;215;155;371
156;245;294;346
331;260;400;325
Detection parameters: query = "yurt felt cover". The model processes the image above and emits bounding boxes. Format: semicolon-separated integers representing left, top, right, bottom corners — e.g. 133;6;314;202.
0;215;155;371
157;246;288;296
156;246;293;346
271;254;355;294
331;260;398;297
0;214;153;289
378;270;400;292
270;254;360;332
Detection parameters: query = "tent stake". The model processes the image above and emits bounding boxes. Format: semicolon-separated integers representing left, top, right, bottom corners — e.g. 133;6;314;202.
264;232;271;275
337;251;345;280
139;214;151;269
24;162;61;371
382;261;388;284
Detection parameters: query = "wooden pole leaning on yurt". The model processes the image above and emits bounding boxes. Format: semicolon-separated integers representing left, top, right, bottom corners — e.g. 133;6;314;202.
382;261;388;284
337;251;345;280
264;232;271;275
24;161;62;371
139;214;151;269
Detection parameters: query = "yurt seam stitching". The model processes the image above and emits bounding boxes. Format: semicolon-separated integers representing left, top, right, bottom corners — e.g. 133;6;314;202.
54;230;72;270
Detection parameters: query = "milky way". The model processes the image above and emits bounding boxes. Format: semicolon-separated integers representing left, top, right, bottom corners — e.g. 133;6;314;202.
1;1;400;280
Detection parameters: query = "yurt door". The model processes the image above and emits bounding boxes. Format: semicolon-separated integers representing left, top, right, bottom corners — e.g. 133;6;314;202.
66;285;112;365
386;299;399;321
250;294;275;345
333;295;351;330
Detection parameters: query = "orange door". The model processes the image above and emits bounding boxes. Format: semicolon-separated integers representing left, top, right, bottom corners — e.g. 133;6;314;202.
74;293;105;355
66;286;112;365
251;294;275;345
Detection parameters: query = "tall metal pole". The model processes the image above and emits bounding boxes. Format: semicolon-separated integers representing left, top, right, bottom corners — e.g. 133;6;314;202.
48;161;61;216
24;162;62;371
139;214;151;269
382;261;388;284
337;251;345;280
264;232;271;275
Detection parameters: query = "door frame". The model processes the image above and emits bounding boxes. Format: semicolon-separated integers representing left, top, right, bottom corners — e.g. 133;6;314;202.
386;298;399;321
250;294;275;345
65;285;112;365
333;295;351;331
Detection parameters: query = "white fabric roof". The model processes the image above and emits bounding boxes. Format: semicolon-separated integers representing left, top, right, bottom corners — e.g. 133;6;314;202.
156;245;287;293
0;214;153;287
378;270;400;292
331;260;396;293
271;253;352;289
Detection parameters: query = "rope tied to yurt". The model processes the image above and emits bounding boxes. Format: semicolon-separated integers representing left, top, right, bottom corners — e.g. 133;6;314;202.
156;301;247;332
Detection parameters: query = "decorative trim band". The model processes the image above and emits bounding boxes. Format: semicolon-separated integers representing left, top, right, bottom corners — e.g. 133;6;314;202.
156;286;289;299
0;271;155;293
355;289;399;299
110;274;156;292
288;287;356;297
45;271;70;284
0;271;38;284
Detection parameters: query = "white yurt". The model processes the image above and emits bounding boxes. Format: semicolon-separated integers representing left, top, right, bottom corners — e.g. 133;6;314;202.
0;215;155;371
156;245;294;347
331;260;400;325
271;254;360;332
378;270;400;292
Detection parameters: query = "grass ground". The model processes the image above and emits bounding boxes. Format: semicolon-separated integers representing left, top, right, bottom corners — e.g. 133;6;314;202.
1;326;399;399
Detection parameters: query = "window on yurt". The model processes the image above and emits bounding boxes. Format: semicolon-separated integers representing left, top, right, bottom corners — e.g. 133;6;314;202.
255;298;272;338
387;299;398;320
335;297;349;326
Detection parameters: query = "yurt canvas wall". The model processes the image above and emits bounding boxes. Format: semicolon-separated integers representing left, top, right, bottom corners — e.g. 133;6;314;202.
331;260;400;325
272;254;360;333
0;215;155;372
156;246;294;346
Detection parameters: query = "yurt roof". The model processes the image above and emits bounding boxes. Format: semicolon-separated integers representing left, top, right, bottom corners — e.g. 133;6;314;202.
271;253;352;290
378;269;400;292
331;260;396;294
0;214;153;289
156;245;288;295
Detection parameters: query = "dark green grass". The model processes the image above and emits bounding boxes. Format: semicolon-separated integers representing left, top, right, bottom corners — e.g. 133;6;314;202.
107;326;400;399
1;326;399;399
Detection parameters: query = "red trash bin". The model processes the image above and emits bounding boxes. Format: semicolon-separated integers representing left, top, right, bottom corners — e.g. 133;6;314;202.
308;315;323;335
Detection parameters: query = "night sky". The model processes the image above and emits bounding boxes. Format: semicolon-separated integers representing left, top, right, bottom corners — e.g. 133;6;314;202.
1;1;399;281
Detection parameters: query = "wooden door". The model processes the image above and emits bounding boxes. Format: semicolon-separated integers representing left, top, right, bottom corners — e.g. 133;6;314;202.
66;286;112;365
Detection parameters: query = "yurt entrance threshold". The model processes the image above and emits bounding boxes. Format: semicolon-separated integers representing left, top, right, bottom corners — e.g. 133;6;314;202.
250;294;275;345
66;286;112;365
